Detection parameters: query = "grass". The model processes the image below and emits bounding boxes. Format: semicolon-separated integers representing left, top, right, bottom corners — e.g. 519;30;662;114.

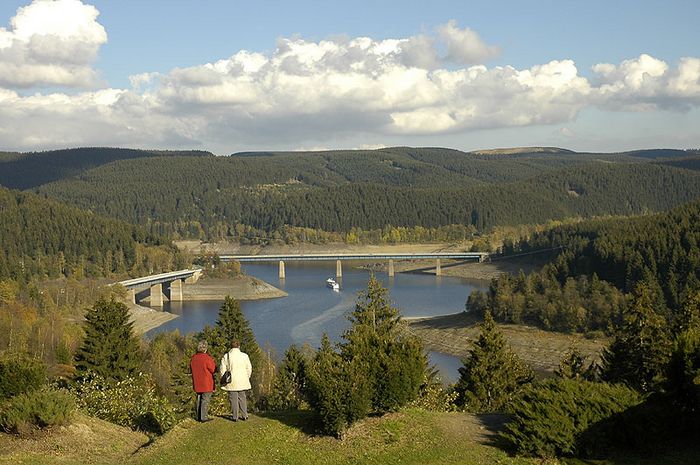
128;409;537;465
2;408;697;465
0;413;149;465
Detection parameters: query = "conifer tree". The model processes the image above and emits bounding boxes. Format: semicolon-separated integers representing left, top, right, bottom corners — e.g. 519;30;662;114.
268;344;309;410
203;296;263;396
602;282;672;392
306;334;352;437
455;311;533;412
340;274;426;411
74;298;142;381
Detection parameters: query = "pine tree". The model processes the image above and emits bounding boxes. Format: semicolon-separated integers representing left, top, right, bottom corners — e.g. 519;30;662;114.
601;282;672;392
74;297;142;381
340;275;426;411
268;344;309;410
455;311;533;412
306;334;353;437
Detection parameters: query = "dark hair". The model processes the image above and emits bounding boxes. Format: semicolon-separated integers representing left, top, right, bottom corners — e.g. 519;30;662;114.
231;340;241;348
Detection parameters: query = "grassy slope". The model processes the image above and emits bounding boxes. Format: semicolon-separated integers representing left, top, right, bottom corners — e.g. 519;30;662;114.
129;409;536;465
0;413;149;465
2;409;696;464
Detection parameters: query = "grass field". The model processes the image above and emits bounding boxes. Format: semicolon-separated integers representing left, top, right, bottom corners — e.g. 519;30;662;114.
129;409;537;465
2;409;698;465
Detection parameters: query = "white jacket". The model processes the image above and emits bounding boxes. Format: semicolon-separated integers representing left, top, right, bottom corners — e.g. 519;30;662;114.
220;348;252;391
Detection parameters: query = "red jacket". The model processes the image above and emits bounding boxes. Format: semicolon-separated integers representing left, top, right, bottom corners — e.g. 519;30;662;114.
190;352;216;393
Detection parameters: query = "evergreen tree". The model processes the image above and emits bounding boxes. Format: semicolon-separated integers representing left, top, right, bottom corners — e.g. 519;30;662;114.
602;282;672;392
340;275;426;411
202;296;263;397
306;334;353;437
268;344;309;411
455;311;533;412
666;290;700;408
74;298;142;381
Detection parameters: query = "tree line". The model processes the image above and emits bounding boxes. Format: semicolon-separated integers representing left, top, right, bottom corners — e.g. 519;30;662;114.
471;198;700;334
0;186;187;282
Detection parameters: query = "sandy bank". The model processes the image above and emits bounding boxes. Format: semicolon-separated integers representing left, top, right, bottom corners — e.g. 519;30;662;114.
127;275;286;334
406;312;605;375
181;275;287;300
126;301;179;334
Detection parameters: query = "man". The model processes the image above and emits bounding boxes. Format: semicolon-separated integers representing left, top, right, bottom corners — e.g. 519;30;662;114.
220;339;252;421
190;340;216;422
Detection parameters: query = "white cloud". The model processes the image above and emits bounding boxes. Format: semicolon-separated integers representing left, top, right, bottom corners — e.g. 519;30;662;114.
0;0;106;88
0;6;699;152
436;20;499;64
592;54;700;111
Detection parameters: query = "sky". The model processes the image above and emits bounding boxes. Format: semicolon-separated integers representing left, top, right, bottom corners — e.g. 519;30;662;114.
0;0;699;155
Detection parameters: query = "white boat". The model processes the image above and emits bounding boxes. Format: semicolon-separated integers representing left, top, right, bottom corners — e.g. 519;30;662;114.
326;277;340;291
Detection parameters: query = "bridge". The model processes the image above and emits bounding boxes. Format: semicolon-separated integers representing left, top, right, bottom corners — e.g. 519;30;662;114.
220;252;488;279
117;268;203;306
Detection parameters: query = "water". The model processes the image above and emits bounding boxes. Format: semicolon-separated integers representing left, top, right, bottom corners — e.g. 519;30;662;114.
147;262;487;383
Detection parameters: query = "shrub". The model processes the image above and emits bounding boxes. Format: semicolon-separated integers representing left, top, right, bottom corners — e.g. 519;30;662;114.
0;388;74;435
72;372;176;435
0;356;47;399
502;378;642;458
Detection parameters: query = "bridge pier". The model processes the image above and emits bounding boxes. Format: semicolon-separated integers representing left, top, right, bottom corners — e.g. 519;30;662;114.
435;259;441;276
128;289;136;305
169;279;183;302
336;260;342;279
150;283;164;307
388;259;394;277
279;260;286;279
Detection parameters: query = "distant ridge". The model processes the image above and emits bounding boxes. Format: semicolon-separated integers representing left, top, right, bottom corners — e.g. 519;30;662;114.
470;146;575;156
0;147;213;190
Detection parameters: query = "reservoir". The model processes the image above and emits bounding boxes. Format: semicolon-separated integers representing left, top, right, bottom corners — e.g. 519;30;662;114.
147;262;488;383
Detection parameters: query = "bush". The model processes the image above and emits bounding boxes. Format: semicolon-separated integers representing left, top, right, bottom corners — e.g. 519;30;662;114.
0;388;74;435
72;372;176;435
0;356;47;399
502;378;642;458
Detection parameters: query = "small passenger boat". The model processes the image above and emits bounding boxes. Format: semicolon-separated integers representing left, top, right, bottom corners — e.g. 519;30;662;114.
326;277;340;291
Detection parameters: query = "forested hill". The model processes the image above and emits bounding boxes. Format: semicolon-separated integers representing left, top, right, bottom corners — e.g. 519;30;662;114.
511;198;700;312
0;186;184;282
3;146;700;240
0;147;213;190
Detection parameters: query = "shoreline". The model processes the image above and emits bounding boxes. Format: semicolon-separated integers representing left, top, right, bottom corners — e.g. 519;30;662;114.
127;275;287;334
405;312;606;375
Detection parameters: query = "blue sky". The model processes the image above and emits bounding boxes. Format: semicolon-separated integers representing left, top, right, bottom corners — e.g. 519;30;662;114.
0;0;699;154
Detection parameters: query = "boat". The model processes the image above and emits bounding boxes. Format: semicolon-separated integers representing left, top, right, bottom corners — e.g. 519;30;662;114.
326;277;340;291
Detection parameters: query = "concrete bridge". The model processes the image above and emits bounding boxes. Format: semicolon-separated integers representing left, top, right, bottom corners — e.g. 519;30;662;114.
117;268;203;306
220;252;488;279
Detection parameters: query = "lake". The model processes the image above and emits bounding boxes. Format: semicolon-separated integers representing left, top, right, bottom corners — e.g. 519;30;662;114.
146;262;488;383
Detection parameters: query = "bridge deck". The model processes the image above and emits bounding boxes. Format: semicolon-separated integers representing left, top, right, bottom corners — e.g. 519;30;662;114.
117;268;203;289
220;252;487;262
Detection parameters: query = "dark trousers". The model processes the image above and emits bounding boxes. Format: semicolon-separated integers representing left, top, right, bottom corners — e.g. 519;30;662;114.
196;392;212;421
227;390;248;420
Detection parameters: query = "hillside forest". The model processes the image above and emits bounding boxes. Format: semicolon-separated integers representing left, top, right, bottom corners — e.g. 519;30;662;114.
0;146;699;464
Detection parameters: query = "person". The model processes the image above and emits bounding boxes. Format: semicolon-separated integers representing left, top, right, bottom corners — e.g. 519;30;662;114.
220;339;252;421
190;340;216;422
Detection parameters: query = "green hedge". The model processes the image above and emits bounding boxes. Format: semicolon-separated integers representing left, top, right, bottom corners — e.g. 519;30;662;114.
0;388;74;434
502;378;642;458
0;356;47;399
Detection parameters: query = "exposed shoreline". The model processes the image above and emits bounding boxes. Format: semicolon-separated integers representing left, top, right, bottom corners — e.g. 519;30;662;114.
405;312;606;375
127;275;287;334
